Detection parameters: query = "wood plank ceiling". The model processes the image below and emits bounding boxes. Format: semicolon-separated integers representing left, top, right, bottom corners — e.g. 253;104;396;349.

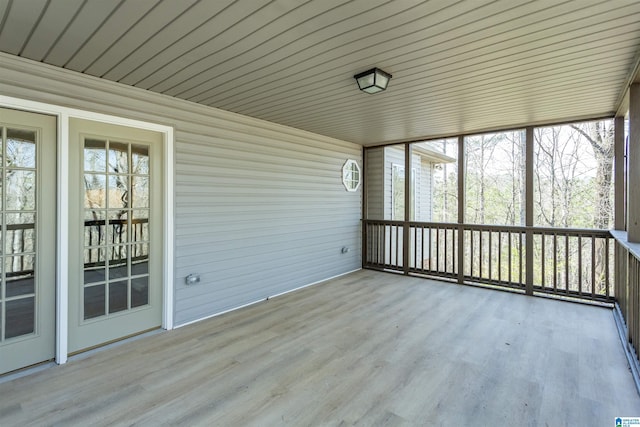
1;0;639;146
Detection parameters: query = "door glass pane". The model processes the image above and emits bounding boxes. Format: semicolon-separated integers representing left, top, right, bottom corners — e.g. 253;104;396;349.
5;255;35;297
132;210;149;241
132;243;149;276
108;142;129;174
108;246;128;280
7;129;36;168
84;284;105;320
84;174;106;209
132;145;149;175
84;139;106;172
84;210;106;247
108;175;129;209
5;297;34;338
6;171;36;210
132;176;149;208
131;277;148;308
6;213;35;254
109;280;128;313
109;210;128;245
84;247;106;284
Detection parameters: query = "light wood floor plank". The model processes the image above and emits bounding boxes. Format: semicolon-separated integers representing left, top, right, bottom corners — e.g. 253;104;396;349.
1;270;638;426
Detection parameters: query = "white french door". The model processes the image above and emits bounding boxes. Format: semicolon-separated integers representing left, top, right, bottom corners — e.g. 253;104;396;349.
68;118;163;353
0;108;56;374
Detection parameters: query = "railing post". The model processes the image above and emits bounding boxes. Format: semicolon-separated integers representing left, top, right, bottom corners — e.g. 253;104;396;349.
525;127;534;295
629;83;640;242
403;143;411;275
457;135;465;284
362;147;367;269
615;116;626;231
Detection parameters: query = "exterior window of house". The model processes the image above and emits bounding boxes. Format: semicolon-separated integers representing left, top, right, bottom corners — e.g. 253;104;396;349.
391;164;415;220
342;159;361;192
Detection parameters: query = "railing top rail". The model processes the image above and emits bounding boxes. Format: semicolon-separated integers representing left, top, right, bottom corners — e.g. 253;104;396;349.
611;230;640;260
362;219;405;227
363;219;612;237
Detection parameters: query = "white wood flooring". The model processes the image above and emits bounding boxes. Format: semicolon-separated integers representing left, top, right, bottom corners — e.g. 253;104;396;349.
1;270;638;426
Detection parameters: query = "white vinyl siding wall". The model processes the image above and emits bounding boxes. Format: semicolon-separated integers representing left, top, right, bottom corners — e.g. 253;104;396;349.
364;147;384;220
0;54;362;326
419;159;433;222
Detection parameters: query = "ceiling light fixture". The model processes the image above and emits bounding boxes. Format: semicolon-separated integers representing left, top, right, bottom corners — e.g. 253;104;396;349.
354;67;392;94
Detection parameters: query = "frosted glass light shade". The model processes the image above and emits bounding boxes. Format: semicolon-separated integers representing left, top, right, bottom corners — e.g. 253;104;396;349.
354;68;392;94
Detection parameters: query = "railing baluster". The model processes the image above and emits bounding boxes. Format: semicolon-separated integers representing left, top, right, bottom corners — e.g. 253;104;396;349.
605;236;610;298
436;226;440;273
469;230;475;277
488;230;493;282
553;233;558;292
565;235;570;295
428;227;432;271
578;235;583;296
388;225;392;267
519;232;523;286
444;227;448;274
418;226;423;269
479;231;483;280
395;225;399;267
367;223;372;265
411;227;418;268
498;231;502;283
541;233;545;289
379;223;383;266
508;231;512;284
451;227;455;274
591;236;596;298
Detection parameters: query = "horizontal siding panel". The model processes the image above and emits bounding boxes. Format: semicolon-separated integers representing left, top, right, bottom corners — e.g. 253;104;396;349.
176;127;360;158
175;232;360;277
0;54;362;326
175;223;359;252
175;209;361;227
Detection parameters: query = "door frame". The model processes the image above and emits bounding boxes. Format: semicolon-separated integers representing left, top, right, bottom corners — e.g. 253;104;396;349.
0;95;175;365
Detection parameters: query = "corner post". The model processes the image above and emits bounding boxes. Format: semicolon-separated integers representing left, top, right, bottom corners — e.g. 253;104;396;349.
362;146;368;269
629;84;640;242
457;135;465;284
614;115;626;231
525;127;534;295
403;143;412;274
